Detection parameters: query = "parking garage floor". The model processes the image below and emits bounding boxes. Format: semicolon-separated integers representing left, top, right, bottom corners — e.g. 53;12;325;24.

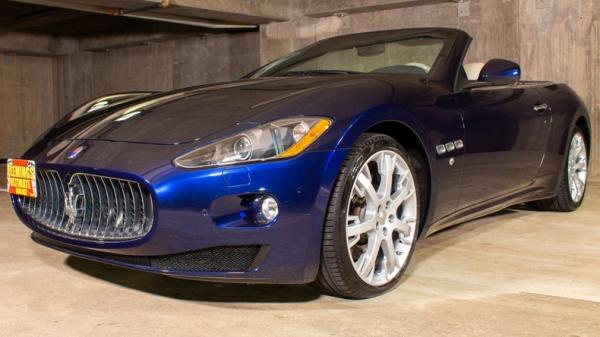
1;180;599;337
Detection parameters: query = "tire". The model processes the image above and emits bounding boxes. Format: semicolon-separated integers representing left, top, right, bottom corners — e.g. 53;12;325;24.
317;133;421;299
532;126;589;212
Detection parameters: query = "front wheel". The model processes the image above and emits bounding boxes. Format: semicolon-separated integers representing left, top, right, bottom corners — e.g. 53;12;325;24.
317;134;421;299
533;126;588;212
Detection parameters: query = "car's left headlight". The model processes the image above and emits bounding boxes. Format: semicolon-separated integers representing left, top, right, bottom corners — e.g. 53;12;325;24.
173;117;332;169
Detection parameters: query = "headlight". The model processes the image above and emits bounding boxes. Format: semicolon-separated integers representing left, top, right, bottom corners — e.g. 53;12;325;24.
174;117;332;169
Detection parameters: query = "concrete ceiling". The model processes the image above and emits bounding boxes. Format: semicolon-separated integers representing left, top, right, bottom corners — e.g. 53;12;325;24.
0;0;459;55
304;0;456;17
6;0;289;29
3;0;455;31
0;3;204;37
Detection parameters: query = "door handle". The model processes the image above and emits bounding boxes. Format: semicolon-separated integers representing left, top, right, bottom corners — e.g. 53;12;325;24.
533;103;549;114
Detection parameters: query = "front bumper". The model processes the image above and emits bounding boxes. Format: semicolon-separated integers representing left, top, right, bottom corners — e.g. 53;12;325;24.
12;143;348;284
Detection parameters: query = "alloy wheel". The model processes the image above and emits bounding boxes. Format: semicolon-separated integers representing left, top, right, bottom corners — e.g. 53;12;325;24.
345;150;418;286
567;132;588;203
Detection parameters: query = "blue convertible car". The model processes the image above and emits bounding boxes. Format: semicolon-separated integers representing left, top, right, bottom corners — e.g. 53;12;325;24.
8;28;591;298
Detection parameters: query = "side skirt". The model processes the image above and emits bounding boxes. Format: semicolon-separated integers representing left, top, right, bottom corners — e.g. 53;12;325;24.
424;186;547;237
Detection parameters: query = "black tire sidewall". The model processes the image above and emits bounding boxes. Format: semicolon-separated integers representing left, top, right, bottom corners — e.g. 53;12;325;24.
563;127;587;209
331;134;420;295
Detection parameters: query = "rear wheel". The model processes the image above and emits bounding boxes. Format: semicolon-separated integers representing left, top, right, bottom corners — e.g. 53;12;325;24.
533;126;588;211
317;134;420;298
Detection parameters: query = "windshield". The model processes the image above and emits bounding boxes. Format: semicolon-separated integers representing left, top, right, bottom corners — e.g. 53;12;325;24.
250;36;452;78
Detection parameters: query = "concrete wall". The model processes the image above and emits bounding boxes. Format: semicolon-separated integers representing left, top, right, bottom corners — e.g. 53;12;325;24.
0;54;59;158
260;0;600;176
0;31;260;160
57;32;260;114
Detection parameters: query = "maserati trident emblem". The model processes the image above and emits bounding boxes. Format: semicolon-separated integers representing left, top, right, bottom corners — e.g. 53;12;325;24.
67;145;87;160
64;183;83;225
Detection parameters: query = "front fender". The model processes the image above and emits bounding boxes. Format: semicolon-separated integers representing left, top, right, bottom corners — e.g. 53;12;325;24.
334;104;434;157
314;103;440;239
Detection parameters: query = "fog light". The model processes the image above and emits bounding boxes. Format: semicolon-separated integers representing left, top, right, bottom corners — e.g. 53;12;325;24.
259;196;279;223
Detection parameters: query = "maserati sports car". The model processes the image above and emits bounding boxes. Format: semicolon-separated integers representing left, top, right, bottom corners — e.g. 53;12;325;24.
7;28;591;298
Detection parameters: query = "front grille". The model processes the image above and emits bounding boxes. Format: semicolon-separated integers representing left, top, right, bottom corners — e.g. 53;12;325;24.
17;169;153;241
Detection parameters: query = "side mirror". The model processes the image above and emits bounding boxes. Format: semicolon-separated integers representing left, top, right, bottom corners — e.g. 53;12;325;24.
478;59;521;85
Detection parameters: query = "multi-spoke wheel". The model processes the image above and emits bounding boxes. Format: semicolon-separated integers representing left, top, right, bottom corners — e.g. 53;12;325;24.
567;132;588;203
532;126;588;212
318;133;421;298
346;150;417;286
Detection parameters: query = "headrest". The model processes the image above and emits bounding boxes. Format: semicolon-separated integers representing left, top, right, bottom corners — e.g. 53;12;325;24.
464;62;485;81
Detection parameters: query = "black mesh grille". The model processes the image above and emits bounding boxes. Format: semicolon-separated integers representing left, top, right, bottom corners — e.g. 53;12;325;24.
31;234;263;273
17;169;153;241
150;246;262;272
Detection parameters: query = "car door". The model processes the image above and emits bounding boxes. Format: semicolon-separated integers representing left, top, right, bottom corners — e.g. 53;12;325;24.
457;84;551;207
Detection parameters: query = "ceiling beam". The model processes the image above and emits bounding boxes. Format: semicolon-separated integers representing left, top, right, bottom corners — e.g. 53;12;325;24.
164;0;289;24
79;31;194;51
10;8;92;30
10;0;288;26
304;0;452;17
123;12;257;29
8;0;123;16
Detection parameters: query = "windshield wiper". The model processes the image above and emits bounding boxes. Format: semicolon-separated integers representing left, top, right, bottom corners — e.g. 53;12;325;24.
276;70;363;76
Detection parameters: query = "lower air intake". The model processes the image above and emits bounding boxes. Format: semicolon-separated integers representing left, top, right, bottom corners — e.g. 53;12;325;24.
31;234;264;273
150;245;263;272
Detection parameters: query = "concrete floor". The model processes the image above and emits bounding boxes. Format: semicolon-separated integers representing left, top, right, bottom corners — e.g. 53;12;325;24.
1;181;599;337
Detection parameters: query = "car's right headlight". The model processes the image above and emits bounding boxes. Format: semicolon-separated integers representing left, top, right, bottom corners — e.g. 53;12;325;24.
173;117;332;169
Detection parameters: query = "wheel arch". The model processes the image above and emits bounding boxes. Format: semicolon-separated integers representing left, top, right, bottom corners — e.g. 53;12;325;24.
312;106;441;291
575;116;591;155
365;121;432;238
320;106;438;241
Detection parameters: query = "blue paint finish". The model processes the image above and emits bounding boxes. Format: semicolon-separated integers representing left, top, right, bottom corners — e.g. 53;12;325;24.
478;58;521;85
222;167;251;187
10;28;591;284
499;68;520;77
12;149;345;283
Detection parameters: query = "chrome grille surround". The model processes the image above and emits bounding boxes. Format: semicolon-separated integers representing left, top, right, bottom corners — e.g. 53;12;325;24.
17;169;154;241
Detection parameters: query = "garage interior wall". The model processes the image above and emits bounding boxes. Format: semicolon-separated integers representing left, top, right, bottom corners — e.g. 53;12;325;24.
56;32;259;116
0;52;56;159
262;0;600;176
0;31;260;159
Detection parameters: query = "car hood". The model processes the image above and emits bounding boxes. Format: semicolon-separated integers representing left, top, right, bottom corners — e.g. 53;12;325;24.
59;76;391;145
